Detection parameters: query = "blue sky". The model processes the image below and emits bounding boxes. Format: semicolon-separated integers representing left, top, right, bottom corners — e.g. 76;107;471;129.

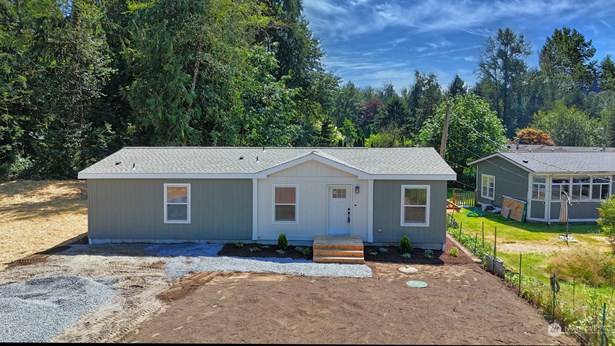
302;0;615;91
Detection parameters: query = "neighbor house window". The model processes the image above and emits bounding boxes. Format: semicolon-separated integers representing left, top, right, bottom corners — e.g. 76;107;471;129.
274;185;297;223
531;176;546;201
551;178;569;201
591;177;611;200
164;183;190;223
401;185;430;227
481;174;495;200
571;176;591;201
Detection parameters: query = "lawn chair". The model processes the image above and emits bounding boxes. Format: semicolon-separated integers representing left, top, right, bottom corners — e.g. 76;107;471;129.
466;206;484;217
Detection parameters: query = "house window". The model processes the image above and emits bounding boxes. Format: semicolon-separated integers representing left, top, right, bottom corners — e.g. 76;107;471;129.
591;177;611;200
531;176;546;201
481;174;495;200
274;186;297;223
164;183;190;223
332;188;346;199
551;178;569;201
401;185;430;227
571;177;591;201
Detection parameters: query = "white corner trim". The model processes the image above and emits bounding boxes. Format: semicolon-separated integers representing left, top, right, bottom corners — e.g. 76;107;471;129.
400;184;430;227
252;178;258;241
367;179;374;243
163;183;191;224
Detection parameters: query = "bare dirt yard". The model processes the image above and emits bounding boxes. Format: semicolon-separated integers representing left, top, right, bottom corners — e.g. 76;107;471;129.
120;260;575;345
1;180;578;344
0;180;87;270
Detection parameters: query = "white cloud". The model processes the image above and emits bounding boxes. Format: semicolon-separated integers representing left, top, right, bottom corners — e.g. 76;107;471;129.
600;20;613;30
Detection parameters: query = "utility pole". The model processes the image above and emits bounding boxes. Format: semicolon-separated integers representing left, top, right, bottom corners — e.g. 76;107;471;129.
440;102;451;158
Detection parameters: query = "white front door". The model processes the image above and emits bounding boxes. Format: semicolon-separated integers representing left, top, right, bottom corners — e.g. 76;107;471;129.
328;185;351;235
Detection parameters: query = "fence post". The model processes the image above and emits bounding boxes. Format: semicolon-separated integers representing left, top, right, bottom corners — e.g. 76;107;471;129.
481;221;485;250
572;277;576;312
474;233;478;253
493;226;497;272
519;253;522;296
459;222;463;238
601;303;607;346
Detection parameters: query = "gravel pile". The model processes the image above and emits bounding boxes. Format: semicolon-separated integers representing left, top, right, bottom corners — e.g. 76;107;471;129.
165;256;372;278
0;276;115;342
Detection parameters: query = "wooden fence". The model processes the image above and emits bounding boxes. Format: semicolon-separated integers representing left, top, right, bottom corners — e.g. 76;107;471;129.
451;189;476;208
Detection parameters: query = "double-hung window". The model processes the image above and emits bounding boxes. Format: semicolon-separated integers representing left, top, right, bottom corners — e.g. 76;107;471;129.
481;174;495;200
531;176;546;201
401;185;430;227
164;183;190;223
274;186;297;223
551;177;569;201
571;177;591;201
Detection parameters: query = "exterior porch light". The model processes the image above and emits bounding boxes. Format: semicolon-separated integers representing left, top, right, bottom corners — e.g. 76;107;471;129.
355;186;360;194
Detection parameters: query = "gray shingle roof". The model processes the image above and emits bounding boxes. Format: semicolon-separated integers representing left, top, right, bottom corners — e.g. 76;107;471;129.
78;147;455;179
495;152;615;173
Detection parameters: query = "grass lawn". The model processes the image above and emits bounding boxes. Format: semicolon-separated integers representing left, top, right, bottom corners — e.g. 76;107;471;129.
449;209;614;343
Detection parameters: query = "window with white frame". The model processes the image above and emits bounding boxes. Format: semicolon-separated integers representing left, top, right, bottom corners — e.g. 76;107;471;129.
401;185;429;226
164;183;190;223
571;176;591;201
551;177;569;201
531;176;546;201
481;174;495;200
274;186;297;222
591;177;611;200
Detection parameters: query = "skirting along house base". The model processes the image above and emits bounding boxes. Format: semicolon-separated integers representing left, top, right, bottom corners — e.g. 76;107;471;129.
78;147;456;250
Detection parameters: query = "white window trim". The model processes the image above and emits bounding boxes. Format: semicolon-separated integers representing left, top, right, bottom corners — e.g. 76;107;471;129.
272;184;298;224
481;174;495;200
531;176;547;202
400;184;430;227
163;183;191;224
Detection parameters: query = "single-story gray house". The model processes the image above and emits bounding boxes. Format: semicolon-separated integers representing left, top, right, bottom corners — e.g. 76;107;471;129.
78;147;456;249
469;151;615;223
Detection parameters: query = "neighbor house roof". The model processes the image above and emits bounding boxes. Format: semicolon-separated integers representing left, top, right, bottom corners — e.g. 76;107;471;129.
468;152;615;174
503;144;615;152
78;147;456;180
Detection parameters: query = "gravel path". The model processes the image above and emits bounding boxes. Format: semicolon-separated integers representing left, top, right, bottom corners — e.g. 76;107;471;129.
165;256;372;278
0;276;115;342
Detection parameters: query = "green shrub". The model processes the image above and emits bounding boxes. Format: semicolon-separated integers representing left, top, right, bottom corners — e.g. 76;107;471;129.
302;247;312;256
423;249;434;259
275;249;286;255
369;251;378;256
378;247;389;253
294;246;304;252
277;233;288;250
597;196;615;253
248;246;260;252
449;248;458;257
401;253;411;259
234;241;244;248
399;236;412;254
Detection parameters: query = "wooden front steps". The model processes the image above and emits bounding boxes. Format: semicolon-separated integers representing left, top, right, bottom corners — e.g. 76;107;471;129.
313;236;364;264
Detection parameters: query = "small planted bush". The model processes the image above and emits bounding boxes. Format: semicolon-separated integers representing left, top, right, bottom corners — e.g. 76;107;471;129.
378;247;389;253
302;247;312;256
294;246;304;252
369;251;379;256
399;236;412;254
235;241;244;248
275;249;286;255
248;246;260;252
277;233;288;250
449;248;458;257
423;249;434;259
401;253;411;259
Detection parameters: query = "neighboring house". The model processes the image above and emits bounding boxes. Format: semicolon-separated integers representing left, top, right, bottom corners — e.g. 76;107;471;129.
78;147;456;249
504;143;615;153
469;151;615;223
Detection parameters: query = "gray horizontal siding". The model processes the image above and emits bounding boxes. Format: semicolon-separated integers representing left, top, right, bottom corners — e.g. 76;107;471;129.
475;156;529;207
88;179;252;241
373;180;446;247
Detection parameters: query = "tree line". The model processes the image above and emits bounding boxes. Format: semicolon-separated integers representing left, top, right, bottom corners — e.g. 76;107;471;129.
1;0;614;181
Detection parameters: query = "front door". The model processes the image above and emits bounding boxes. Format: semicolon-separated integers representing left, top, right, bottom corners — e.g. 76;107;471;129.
328;185;351;235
